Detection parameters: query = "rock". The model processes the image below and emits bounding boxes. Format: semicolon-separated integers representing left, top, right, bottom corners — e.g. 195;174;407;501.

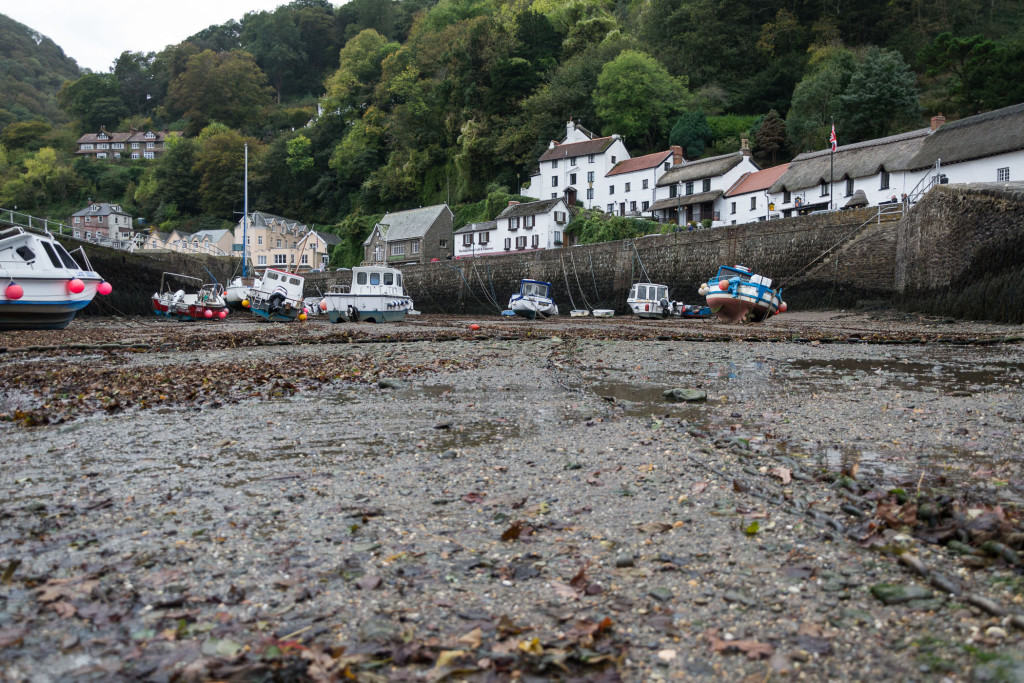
723;590;757;606
870;583;934;605
378;378;407;389
663;388;707;403
984;626;1006;640
648;587;673;602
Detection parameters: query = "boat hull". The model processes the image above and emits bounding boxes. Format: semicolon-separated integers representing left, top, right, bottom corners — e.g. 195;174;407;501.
509;296;557;318
0;279;99;330
705;284;780;323
323;293;413;323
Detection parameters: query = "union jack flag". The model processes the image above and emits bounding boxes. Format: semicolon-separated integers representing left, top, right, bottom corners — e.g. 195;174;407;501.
829;124;837;152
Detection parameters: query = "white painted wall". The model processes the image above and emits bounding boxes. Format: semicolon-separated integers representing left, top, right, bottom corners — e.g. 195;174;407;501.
454;199;571;259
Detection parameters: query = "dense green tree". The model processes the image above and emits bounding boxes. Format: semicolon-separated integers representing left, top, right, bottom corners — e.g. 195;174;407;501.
192;125;250;219
0;14;80;126
57;73;130;132
322;29;399;116
920;33;1024;116
594;50;687;151
243;8;306;102
839;47;920;141
166;50;274;135
752;109;786;165
0;121;53;150
785;47;857;153
113;51;161;115
669;111;712;159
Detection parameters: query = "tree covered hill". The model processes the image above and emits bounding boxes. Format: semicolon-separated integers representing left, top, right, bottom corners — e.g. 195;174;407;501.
1;0;1023;268
0;14;80;127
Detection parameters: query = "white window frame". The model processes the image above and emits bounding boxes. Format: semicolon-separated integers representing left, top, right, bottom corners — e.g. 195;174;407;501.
257;255;267;265
997;167;1010;182
143;152;154;159
463;233;473;247
390;243;405;256
274;254;287;265
478;231;489;245
515;236;526;249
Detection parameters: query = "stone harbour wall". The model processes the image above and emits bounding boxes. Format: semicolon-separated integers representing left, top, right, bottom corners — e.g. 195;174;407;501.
400;208;897;315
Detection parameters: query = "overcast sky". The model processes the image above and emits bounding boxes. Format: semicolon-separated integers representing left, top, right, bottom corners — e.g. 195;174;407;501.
3;1;297;73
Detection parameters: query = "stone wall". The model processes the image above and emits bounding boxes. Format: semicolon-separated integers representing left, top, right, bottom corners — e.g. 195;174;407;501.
895;183;1024;323
400;208;898;315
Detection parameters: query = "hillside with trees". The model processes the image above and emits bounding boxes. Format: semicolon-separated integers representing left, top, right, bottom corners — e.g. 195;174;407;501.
0;14;80;128
1;0;1023;266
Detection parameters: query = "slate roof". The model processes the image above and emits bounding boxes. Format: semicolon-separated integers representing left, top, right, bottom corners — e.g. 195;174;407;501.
607;150;673;177
309;230;342;246
539;137;617;162
247;211;308;234
364;204;452;245
657;153;746;187
495;198;567;219
191;229;231;242
725;164;789;196
769;129;930;193
454;221;497;234
71;202;132;217
909;102;1024;169
650;190;723;211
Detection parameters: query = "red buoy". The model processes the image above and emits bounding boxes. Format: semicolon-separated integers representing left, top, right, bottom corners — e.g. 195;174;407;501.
204;309;213;318
97;281;112;295
718;280;729;291
67;278;85;294
6;283;24;300
470;324;480;331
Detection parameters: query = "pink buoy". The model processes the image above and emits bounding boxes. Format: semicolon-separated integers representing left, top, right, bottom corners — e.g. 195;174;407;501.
779;301;788;313
718;280;729;291
5;282;24;300
303;307;310;314
319;300;327;311
218;310;227;319
204;309;213;318
67;278;85;294
97;281;113;296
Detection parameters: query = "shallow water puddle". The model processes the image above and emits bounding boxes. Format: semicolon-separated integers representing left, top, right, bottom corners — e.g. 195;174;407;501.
785;358;1024;392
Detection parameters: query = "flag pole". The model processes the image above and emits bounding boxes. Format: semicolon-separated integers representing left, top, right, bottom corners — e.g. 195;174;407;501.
829;118;834;211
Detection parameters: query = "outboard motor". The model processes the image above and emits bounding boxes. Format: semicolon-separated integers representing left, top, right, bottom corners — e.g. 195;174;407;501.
659;298;670;319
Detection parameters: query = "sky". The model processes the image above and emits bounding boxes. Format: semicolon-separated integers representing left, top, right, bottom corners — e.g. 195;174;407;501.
2;0;295;73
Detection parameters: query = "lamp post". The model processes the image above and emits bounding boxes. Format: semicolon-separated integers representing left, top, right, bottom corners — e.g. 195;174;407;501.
677;181;683;227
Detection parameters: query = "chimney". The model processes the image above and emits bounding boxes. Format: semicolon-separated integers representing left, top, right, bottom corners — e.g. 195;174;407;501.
567;119;574;138
930;113;946;131
670;145;683;166
549;140;556;150
508;201;520;207
740;138;751;157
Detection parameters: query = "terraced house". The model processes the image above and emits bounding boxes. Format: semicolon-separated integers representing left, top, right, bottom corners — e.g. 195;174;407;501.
69;202;137;245
74;127;180;160
363;204;454;265
231;211;333;272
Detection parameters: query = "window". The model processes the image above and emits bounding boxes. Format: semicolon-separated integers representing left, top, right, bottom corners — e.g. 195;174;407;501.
783;190;791;204
702;179;710;192
820;180;830;196
551;176;558;187
554;230;562;245
630;201;637;212
531;234;539;248
509;216;519;230
610;156;616;164
85;216;91;223
131;153;140;159
357;272;367;285
551;193;557;199
384;273;394;285
390;243;405;256
146;142;155;149
685;181;694;195
370;272;380;285
85;231;92;239
81;143;94;150
642;179;649;189
504;238;511;250
516;236;527;249
846;178;854;196
98;143;109;150
131;143;140;149
411;242;419;254
586;189;594;199
463;233;473;247
750;197;757;210
570;157;577;166
588;154;594;163
731;201;736;215
113;143;123;149
96;152;107;159
143;152;154;159
374;245;384;261
607;203;614;213
301;254;308;264
879;171;890;190
552;159;558;169
274;254;287;264
642;201;649;211
439;239;447;248
97;132;108;140
258;236;264;246
74;217;80;224
669;185;678;198
144;132;155;139
664;162;670;171
584;171;593;184
524;215;535;228
997;167;1010;181
74;230;81;238
609;185;615;195
625;182;631;192
276;239;281;248
478;231;489;244
569;173;576;185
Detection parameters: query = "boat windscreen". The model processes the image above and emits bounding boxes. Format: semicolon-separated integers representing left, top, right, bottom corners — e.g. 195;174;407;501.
657;286;668;300
370;272;380;285
289;277;301;285
384;272;394;285
15;245;36;262
40;241;63;268
54;242;81;269
266;271;279;281
357;272;367;285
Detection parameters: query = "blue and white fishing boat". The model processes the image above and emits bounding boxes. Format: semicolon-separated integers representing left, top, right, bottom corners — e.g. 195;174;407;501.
0;226;111;330
246;268;306;322
321;265;413;323
508;279;558;319
699;265;786;323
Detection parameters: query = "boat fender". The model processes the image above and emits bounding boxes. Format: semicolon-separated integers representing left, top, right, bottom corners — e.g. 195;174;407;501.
348;305;359;322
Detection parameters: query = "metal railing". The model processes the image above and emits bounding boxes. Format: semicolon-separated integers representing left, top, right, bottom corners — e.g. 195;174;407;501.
0;207;146;254
907;159;943;204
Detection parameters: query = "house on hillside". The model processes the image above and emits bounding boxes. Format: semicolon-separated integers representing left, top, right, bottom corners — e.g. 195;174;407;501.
230;211;326;271
75;127;180;160
453;198;572;258
69;202;135;243
523;120;631;209
604;148;679;217
363;204;455;265
650;141;760;226
723;163;789;224
297;229;341;270
767;103;1024;214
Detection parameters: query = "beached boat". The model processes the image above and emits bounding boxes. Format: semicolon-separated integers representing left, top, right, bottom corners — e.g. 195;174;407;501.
699;265;786;323
321;266;413;323
225;274;261;309
0;226;112;330
627;282;674;319
508;279;558;319
152;273;229;321
245;268;306;322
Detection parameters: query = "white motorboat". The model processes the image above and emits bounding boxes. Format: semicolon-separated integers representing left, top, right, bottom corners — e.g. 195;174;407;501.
321;266;413;323
508;279;558;319
246;268;306;322
0;226;112;330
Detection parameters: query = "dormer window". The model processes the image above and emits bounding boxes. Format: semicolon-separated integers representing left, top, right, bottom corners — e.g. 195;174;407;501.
144;131;156;140
98;133;109;140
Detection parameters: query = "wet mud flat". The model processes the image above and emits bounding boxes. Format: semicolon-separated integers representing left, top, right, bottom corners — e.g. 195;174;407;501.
1;312;1023;682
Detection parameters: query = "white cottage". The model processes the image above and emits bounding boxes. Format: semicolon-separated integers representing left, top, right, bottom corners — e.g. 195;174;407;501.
603;148;679;217
523;120;630;210
722;164;790;224
650;142;760;226
453;198;571;258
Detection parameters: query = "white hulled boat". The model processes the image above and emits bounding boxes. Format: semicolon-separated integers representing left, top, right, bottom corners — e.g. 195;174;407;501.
508;279;558;319
321;266;413;323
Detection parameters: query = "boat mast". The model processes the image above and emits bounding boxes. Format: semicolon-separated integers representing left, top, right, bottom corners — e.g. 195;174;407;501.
242;144;249;278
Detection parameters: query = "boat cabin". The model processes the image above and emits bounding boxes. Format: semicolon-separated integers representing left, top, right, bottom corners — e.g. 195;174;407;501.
350;266;405;296
518;279;552;298
255;268;304;301
629;283;669;302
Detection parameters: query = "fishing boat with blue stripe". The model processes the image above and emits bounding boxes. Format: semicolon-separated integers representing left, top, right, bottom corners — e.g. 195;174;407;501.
699;265;787;323
0;226;112;330
508;279;558;319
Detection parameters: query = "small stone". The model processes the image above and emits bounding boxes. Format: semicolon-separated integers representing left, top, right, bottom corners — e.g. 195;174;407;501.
723;590;757;606
663;388;707;403
870;583;934;605
615;556;635;568
657;649;677;662
985;626;1007;640
378;378;407;389
648;587;673;602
